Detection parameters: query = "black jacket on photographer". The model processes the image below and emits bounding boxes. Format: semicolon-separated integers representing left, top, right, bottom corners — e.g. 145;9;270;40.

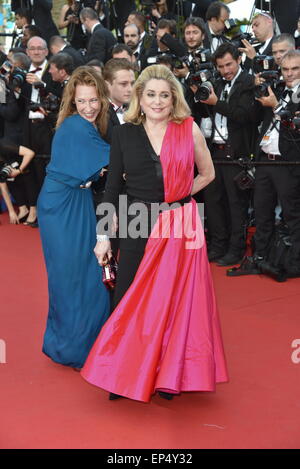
252;82;300;273
206;70;257;158
22;62;61;200
255;86;300;166
201;68;258;265
0;81;26;143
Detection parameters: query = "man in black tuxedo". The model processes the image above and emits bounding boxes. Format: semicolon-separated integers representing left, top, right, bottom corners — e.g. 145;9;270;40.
252;50;300;275
103;58;135;138
198;43;257;265
49;36;85;69
80;7;117;64
203;1;230;53
11;0;59;45
239;12;275;71
22;36;61;224
48;53;74;99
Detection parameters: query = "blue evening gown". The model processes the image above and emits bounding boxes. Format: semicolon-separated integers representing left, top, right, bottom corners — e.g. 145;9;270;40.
37;114;110;368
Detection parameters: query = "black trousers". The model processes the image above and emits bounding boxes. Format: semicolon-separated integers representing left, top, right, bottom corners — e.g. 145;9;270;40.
23;119;53;204
204;148;249;254
253;161;300;259
7;176;27;207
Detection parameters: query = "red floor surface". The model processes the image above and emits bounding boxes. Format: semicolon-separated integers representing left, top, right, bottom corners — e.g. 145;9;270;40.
0;212;300;449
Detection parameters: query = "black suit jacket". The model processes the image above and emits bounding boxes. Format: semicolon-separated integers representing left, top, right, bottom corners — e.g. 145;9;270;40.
60;45;85;69
182;0;214;19
209;70;258;159
203;23;229;52
85;23;117;64
256;87;300;164
11;0;59;45
22;65;61;150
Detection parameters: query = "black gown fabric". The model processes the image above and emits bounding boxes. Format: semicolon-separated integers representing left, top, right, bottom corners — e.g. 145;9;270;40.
98;123;165;307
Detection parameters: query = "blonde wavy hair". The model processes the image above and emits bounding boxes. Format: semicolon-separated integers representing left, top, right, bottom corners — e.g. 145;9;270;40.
56;66;110;137
124;64;191;125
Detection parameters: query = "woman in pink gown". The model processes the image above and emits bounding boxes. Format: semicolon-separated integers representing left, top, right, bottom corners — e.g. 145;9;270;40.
81;64;228;402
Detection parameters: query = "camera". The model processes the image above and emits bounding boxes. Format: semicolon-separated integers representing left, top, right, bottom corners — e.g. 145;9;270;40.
224;18;255;49
0;161;19;183
274;108;300;132
253;54;276;74
0;60;27;91
230;32;254;50
186;63;216;101
254;70;281;98
29;92;60;113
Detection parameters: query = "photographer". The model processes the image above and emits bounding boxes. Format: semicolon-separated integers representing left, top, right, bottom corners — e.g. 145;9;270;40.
204;1;230;53
13;7;31;49
11;1;59;46
22;36;61;225
198;43;257;266
173;17;206;81
251;50;300;276
48;53;74;98
144;18;178;67
239;12;275;71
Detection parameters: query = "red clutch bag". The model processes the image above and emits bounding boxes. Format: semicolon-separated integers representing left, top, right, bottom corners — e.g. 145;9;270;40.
102;256;118;290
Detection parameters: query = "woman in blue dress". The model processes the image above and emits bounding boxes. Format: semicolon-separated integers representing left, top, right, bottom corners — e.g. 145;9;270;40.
37;66;110;369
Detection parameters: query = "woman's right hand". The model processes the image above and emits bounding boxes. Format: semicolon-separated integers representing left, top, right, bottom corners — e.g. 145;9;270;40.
94;240;112;266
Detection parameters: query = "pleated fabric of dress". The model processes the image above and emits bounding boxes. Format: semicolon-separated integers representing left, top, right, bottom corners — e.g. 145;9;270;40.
38;114;110;368
81;117;228;400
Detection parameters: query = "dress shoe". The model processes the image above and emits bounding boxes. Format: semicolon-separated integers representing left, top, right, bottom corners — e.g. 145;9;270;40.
109;392;123;400
158;391;174;400
208;249;226;262
216;252;244;267
23;218;38;228
227;256;261;276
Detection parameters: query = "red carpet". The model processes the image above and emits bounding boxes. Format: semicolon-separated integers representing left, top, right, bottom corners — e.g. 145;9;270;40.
0;212;299;449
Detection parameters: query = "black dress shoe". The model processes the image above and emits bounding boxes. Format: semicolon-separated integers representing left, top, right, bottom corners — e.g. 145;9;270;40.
208;249;226;262
158;391;174;400
109;392;123;400
216;252;244;267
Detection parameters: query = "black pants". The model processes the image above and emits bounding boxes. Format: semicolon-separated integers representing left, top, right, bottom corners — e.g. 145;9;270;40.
254;162;300;259
204;149;249;254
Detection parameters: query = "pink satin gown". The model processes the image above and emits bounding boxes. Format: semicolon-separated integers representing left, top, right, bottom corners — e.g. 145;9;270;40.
81;117;229;402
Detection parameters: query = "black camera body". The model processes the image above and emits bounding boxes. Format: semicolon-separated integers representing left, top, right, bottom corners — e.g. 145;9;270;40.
231;32;254;50
275;108;300;132
254;70;282;98
187;62;216;101
0;60;27;91
0;161;19;183
29;92;60;113
253;54;276;74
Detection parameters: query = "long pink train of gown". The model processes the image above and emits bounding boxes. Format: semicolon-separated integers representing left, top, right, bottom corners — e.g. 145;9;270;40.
81;117;229;402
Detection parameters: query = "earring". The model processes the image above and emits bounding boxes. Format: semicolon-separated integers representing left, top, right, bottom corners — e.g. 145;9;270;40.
140;108;144;116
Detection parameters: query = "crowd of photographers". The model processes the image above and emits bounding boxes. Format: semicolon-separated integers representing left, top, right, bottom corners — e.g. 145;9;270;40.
0;0;300;278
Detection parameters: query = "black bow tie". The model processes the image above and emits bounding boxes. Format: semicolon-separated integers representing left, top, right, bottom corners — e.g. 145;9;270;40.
282;89;293;100
223;80;231;87
31;67;42;73
211;34;221;39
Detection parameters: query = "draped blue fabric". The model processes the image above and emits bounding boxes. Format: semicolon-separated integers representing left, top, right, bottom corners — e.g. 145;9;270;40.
37;114;110;368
